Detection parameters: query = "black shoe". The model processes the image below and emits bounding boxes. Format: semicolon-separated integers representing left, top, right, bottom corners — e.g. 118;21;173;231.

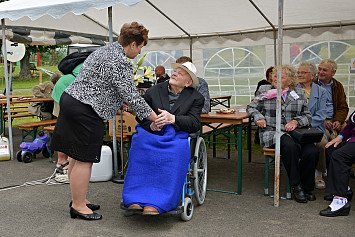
319;202;351;217
70;207;102;220
324;189;353;202
292;185;307;203
69;201;100;211
305;191;316;201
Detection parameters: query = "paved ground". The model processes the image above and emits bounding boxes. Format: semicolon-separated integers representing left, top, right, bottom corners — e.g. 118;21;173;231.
0;128;354;237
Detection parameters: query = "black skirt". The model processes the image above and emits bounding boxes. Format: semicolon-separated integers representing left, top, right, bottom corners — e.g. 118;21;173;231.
50;92;104;163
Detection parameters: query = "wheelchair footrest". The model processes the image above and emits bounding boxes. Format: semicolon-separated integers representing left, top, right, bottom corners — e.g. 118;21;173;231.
120;202;183;215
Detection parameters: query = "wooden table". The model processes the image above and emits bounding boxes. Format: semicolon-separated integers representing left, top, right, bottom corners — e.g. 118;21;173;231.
200;109;249;195
0;97;54;134
210;95;232;111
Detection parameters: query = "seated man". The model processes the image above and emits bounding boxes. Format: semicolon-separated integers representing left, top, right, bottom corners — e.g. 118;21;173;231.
28;73;61;120
315;59;349;141
155;65;170;84
176;56;210;113
122;62;204;215
319;111;355;217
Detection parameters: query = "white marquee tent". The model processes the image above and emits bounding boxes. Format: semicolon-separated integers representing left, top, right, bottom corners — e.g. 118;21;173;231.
1;0;355;204
1;0;355;104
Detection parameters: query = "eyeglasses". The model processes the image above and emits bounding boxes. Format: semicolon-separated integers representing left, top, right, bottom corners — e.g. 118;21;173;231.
297;72;310;75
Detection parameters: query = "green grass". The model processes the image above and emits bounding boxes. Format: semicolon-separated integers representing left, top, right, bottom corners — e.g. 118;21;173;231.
0;65;61;91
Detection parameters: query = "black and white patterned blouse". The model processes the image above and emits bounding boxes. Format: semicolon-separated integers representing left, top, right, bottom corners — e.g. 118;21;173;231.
65;42;152;121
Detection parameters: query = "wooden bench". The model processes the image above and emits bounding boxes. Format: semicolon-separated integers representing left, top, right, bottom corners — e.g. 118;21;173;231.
17;119;57;142
262;148;291;199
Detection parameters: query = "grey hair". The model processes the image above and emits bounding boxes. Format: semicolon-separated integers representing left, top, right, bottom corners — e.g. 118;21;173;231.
299;61;317;81
319;58;337;72
272;65;298;89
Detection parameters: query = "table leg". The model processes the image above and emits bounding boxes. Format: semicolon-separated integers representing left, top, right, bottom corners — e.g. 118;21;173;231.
0;105;3;135
237;124;243;195
247;120;251;162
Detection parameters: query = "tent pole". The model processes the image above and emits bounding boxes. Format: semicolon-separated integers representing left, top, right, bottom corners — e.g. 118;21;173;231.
274;0;284;207
107;7;123;184
1;18;14;160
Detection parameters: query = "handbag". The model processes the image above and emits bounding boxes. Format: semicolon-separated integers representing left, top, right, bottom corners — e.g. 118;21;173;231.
289;127;323;144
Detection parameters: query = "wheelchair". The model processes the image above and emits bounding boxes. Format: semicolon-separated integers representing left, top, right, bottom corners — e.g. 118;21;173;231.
120;132;208;221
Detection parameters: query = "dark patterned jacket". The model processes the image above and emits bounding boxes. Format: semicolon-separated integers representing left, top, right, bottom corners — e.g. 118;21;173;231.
65;42;152;121
247;85;312;148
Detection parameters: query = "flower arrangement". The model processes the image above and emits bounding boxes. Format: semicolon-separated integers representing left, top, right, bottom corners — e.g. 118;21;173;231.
130;53;155;86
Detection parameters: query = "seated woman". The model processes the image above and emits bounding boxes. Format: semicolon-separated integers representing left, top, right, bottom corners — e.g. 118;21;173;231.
248;65;318;203
122;62;204;215
297;61;328;189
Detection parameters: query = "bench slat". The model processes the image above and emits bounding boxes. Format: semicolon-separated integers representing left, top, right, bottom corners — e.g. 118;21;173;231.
202;123;233;135
43;125;55;133
17;119;57;129
4;113;34;119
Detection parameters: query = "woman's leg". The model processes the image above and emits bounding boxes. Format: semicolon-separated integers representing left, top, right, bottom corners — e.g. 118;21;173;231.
299;143;318;192
315;136;327;173
70;160;93;214
280;134;301;186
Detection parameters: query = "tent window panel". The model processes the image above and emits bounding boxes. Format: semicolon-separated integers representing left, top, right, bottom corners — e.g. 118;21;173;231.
235;96;253;105
205;69;220;77
343;85;355;96
249;78;262;86
219;78;233;85
219;69;234;77
349;97;355;108
234;86;252;95
335;75;350;86
205;78;220;85
234;78;251;86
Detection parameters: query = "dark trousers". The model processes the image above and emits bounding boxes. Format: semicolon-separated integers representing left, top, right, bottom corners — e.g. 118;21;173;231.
325;142;355;197
278;134;318;191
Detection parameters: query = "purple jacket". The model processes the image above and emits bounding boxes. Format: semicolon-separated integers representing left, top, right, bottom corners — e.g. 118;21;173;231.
339;111;355;143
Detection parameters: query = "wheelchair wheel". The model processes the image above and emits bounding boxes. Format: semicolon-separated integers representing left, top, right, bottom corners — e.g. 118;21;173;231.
16;150;23;162
22;152;33;163
180;197;194;221
193;137;207;205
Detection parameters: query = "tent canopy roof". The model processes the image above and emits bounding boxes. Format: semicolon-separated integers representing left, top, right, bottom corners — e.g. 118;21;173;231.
0;0;354;44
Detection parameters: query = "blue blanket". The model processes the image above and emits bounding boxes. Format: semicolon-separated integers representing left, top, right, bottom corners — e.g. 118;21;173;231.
122;124;190;213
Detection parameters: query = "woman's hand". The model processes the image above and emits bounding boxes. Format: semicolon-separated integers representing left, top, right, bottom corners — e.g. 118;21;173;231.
155;108;175;127
285;120;298;132
256;119;266;128
325;135;342;148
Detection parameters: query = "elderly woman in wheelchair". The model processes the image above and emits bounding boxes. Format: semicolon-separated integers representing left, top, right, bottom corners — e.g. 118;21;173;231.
122;62;205;216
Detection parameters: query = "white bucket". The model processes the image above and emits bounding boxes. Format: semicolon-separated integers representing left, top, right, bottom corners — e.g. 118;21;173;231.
90;145;113;182
0;137;10;161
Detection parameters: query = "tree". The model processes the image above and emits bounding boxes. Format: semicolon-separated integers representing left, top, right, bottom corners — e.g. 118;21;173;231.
19;45;57;80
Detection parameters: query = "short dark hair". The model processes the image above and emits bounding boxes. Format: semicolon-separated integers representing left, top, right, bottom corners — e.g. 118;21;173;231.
118;22;149;47
266;66;274;80
50;73;62;84
176;56;192;63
